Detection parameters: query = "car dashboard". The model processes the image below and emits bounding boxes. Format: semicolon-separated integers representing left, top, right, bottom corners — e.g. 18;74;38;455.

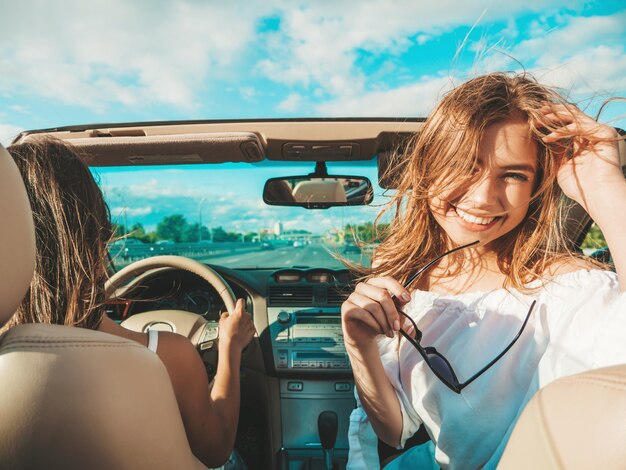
106;263;357;469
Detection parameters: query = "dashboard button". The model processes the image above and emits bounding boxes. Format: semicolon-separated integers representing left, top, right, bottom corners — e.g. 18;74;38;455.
277;311;292;325
287;381;304;391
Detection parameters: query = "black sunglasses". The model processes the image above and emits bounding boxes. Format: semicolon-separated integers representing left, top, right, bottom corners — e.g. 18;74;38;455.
393;241;536;394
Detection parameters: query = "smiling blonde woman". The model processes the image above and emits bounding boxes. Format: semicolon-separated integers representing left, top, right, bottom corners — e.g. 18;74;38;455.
341;72;626;469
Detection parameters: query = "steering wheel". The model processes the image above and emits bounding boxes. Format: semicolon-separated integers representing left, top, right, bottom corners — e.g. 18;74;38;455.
105;255;237;350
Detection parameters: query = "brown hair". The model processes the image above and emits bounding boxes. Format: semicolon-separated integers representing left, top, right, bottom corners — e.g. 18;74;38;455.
365;72;598;291
5;137;112;329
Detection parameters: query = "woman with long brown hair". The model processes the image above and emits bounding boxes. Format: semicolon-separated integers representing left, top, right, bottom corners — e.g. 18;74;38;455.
342;72;626;469
5;138;255;469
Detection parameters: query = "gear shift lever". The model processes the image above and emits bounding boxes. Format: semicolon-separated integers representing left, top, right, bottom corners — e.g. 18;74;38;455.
318;410;338;470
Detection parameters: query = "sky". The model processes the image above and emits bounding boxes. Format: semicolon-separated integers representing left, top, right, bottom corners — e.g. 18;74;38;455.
95;161;385;235
1;0;625;233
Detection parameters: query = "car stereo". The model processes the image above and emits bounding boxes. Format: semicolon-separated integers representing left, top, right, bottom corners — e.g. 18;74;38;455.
268;307;351;372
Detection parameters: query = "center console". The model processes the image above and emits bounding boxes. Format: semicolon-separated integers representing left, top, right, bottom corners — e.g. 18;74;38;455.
268;307;350;373
266;269;356;469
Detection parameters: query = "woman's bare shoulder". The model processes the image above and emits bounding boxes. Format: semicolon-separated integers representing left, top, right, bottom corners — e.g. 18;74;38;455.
154;332;210;404
543;256;599;279
156;331;203;367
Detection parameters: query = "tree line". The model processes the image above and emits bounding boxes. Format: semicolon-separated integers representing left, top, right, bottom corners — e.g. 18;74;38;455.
344;221;606;251
344;222;389;244
114;214;253;244
116;215;605;250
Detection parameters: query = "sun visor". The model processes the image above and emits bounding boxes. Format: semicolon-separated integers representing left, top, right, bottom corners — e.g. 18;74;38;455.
377;132;415;189
22;132;265;166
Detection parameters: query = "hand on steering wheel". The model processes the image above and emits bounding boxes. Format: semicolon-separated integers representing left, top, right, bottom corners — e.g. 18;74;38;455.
105;255;238;350
218;299;256;354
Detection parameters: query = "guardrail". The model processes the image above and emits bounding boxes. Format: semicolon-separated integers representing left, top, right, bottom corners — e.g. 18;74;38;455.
109;241;261;265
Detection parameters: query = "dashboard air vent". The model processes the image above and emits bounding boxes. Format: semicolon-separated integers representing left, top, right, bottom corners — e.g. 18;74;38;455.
269;286;314;306
327;286;350;305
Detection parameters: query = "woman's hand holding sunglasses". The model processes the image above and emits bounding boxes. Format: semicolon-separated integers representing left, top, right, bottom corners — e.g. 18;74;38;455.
341;277;411;348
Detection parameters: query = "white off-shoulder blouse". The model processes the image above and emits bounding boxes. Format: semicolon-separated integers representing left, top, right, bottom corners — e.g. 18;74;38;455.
347;269;626;470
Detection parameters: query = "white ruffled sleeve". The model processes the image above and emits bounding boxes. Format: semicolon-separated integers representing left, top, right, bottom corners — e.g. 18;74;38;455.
346;393;379;470
378;335;424;449
538;269;626;382
346;334;424;467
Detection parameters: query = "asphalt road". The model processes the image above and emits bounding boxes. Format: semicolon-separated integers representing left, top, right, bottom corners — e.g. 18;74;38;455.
196;242;367;269
111;242;370;270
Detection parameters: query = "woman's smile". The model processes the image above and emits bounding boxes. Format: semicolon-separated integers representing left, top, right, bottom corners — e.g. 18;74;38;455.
449;205;504;232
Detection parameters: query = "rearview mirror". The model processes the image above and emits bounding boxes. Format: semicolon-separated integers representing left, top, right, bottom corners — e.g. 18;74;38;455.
263;175;373;209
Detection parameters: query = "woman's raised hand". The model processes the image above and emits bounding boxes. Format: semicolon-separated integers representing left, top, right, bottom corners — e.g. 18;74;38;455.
341;277;411;347
541;103;624;212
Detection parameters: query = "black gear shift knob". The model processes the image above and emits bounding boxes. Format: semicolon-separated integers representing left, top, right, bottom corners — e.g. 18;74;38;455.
318;410;338;450
318;410;338;470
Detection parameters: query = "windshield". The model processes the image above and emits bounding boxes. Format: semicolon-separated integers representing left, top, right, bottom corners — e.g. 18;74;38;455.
97;160;387;270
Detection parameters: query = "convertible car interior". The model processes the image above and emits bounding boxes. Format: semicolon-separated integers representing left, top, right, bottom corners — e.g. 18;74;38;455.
1;119;625;469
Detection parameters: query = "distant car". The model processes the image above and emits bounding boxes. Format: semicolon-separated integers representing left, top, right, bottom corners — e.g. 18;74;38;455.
292;240;305;248
260;242;274;250
108;237;148;259
108;237;145;247
151;239;175;253
342;242;361;254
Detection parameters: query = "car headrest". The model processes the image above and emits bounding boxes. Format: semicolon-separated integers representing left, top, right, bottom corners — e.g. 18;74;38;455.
499;364;626;469
0;144;36;327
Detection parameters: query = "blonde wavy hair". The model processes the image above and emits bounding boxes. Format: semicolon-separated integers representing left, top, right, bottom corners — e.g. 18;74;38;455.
5;137;112;330
364;72;597;291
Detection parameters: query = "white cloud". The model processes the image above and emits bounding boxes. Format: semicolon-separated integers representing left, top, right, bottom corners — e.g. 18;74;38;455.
0;123;24;146
513;12;626;94
241;87;259;101
0;0;580;114
8;105;28;114
0;1;275;110
278;93;303;112
315;9;626;118
314;75;453;116
111;206;153;217
517;12;624;57
466;10;626;119
255;0;574;99
282;213;337;232
536;46;626;97
416;35;431;46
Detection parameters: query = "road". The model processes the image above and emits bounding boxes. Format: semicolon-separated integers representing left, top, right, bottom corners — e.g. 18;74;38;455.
196;242;367;269
112;242;369;270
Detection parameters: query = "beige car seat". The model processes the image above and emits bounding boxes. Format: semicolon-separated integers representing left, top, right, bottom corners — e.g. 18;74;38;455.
0;144;206;470
499;364;626;469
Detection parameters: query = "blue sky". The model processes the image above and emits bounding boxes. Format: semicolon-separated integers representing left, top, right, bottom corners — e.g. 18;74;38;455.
1;1;625;233
95;161;385;234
